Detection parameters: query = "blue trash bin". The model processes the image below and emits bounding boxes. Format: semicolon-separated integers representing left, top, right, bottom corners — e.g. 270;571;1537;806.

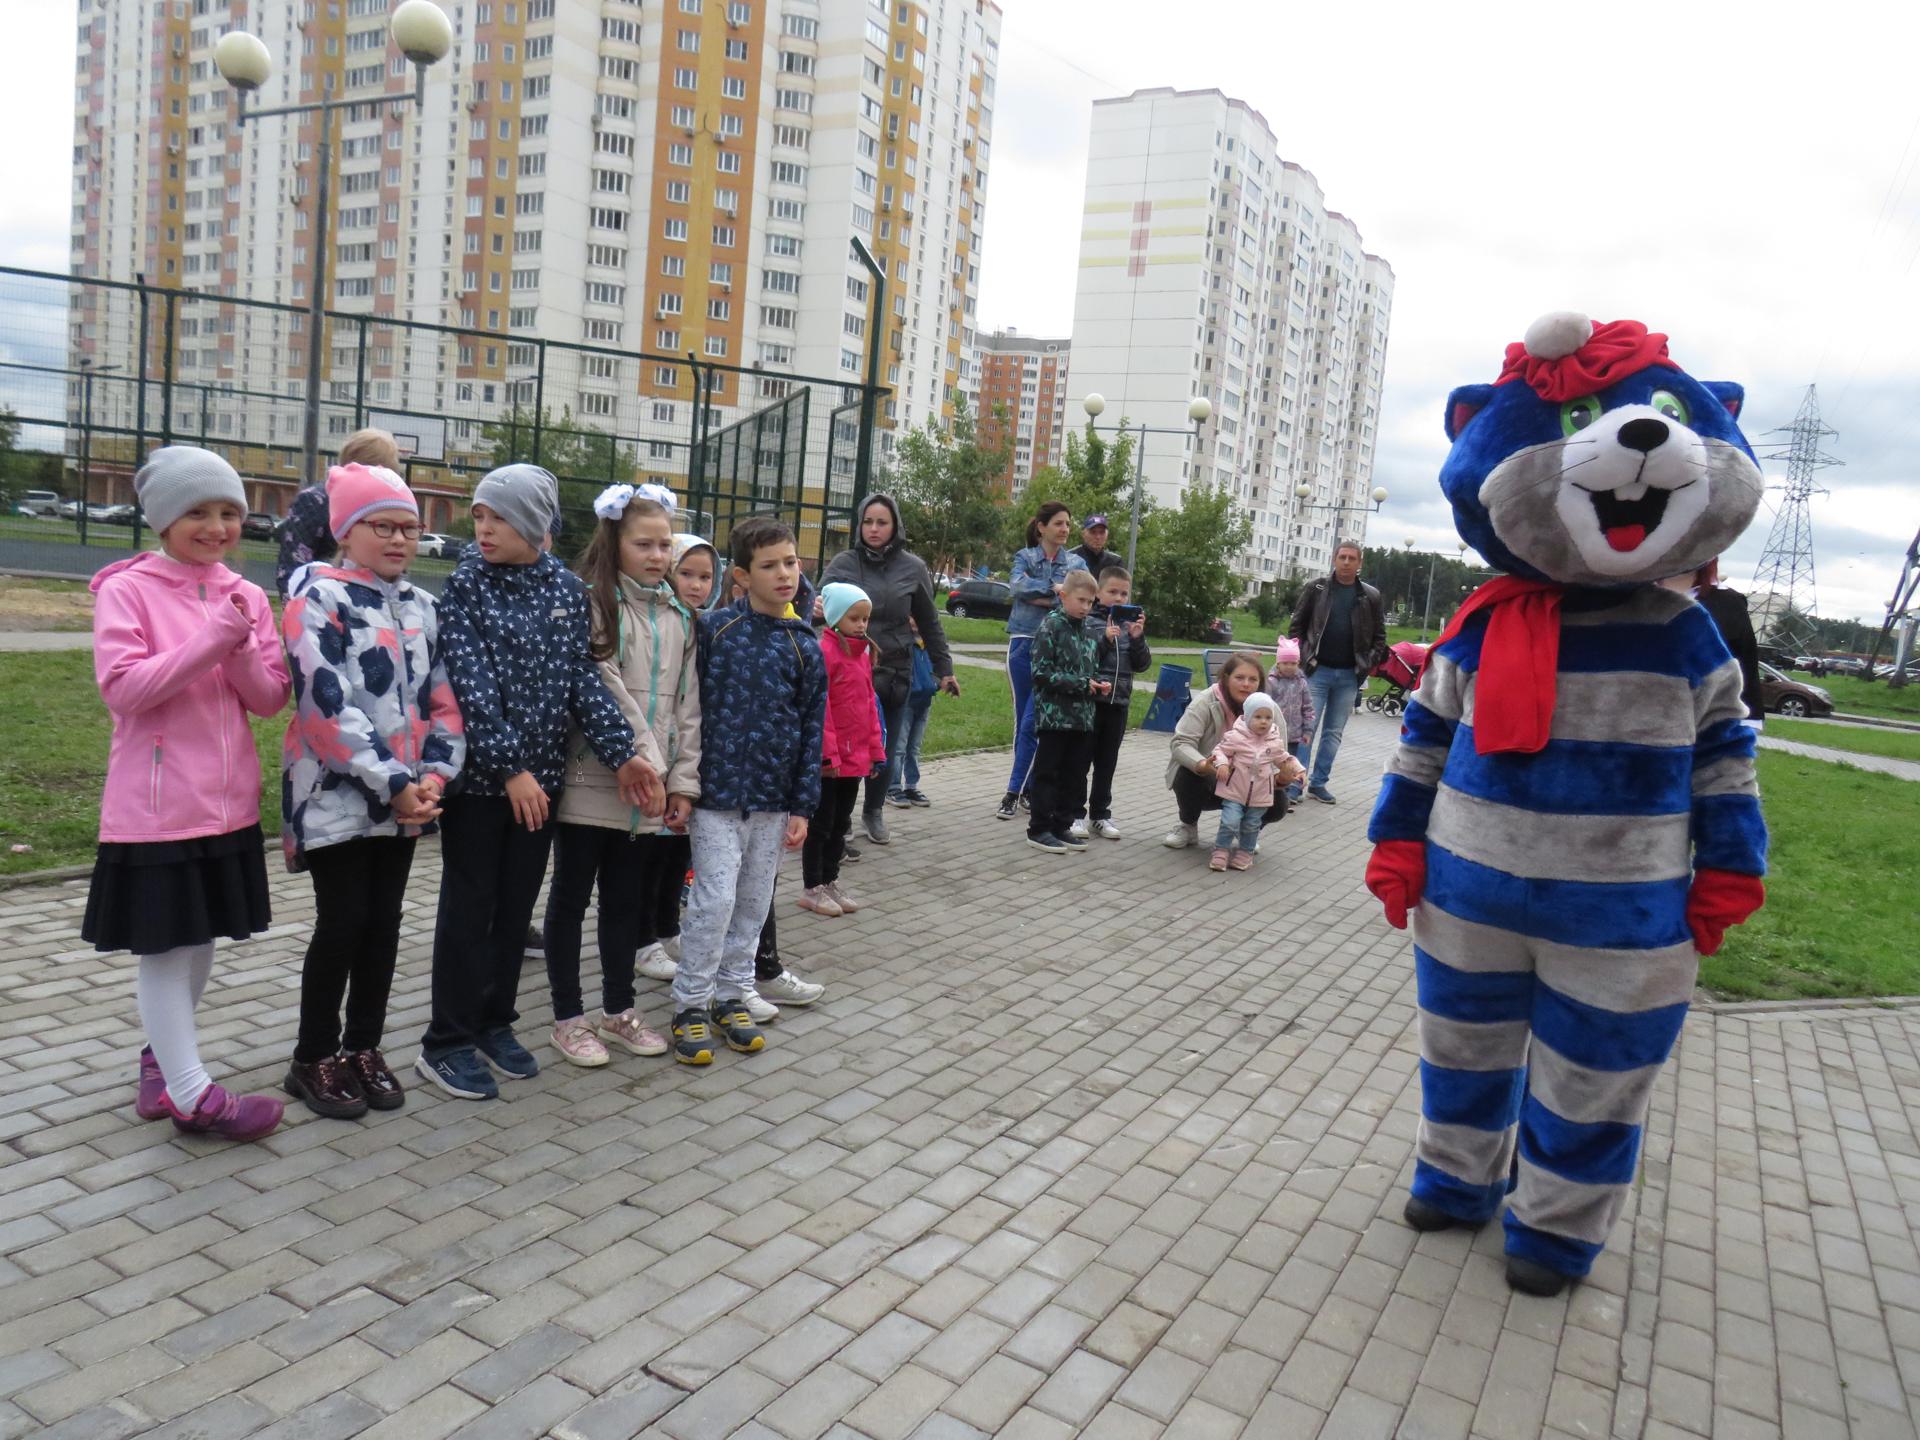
1142;663;1192;732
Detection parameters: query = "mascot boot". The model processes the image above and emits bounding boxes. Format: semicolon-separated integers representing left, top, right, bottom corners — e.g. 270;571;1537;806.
1365;314;1770;1296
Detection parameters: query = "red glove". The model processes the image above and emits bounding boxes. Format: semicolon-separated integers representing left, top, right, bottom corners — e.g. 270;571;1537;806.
1366;840;1426;930
1686;869;1765;956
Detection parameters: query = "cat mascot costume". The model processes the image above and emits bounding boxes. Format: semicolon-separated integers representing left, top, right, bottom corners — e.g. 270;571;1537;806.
1365;313;1768;1296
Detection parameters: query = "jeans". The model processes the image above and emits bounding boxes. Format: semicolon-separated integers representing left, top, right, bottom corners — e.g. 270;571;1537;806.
1303;666;1361;788
1006;636;1037;795
863;671;910;818
675;809;785;1011
1030;728;1095;840
1286;741;1310;798
543;823;656;1021
296;835;417;1063
889;696;933;795
421;794;555;1058
1080;703;1130;821
1214;800;1263;852
803;776;863;888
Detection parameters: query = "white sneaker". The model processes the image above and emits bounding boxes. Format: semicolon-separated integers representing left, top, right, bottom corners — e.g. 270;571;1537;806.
637;944;677;982
661;934;682;964
1067;818;1090;840
1162;823;1198;849
1093;819;1123;841
739;987;780;1024
762;970;824;1007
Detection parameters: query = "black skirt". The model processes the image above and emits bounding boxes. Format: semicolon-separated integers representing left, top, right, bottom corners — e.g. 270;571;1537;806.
82;824;272;955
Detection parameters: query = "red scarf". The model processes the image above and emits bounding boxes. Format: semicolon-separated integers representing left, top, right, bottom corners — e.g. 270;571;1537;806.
1427;576;1565;754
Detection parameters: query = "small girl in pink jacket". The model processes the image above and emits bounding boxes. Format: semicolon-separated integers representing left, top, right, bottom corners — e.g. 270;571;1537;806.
83;447;292;1141
799;582;885;918
1207;692;1305;872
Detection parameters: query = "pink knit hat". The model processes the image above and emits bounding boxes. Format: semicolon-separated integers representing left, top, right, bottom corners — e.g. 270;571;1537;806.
327;463;418;540
1273;637;1300;664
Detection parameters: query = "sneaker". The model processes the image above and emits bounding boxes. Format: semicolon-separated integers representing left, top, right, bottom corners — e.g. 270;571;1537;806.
1230;849;1255;871
1067;818;1090;840
414;1049;498;1100
661;933;682;964
283;1055;370;1119
906;789;931;807
995;793;1019;821
525;924;545;954
596;1009;669;1057
1027;832;1068;855
671;1007;716;1066
1209;848;1230;871
551;1016;611;1067
1285;786;1304;803
475;1028;540;1081
1055;830;1088;851
637;944;678;982
1308;784;1337;805
710;999;767;1054
1018;792;1031;812
823;881;861;914
762;970;824;1007
798;885;844;918
1163;823;1198;849
344;1049;405;1111
1092;819;1123;841
165;1082;285;1141
738;987;780;1024
842;843;862;864
136;1046;168;1120
888;790;915;809
862;811;891;845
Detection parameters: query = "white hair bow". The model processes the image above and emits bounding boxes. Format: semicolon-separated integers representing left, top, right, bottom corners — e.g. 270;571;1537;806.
593;483;636;521
636;482;678;513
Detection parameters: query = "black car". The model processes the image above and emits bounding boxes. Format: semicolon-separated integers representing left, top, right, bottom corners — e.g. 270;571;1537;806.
242;512;281;540
944;579;1012;621
1203;616;1233;644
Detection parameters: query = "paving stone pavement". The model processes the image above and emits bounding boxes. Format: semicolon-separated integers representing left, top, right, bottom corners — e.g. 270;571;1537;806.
2;713;1917;1439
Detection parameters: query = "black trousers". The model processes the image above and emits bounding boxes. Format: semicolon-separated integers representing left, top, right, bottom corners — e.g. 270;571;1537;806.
803;776;863;888
421;794;554;1057
862;669;911;817
643;832;691;946
295;834;418;1064
544;823;658;1021
1081;703;1130;822
1171;767;1287;827
755;907;784;982
1030;728;1096;839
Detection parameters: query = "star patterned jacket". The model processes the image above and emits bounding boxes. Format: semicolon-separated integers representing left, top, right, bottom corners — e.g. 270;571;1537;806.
280;563;466;868
695;594;828;818
435;549;636;797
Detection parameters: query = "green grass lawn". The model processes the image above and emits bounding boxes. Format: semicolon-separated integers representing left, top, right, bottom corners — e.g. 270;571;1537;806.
1801;673;1920;724
1764;717;1920;764
1703;749;1920;1000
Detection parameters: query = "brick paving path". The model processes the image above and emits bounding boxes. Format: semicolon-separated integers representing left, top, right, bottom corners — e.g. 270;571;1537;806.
1;715;1916;1439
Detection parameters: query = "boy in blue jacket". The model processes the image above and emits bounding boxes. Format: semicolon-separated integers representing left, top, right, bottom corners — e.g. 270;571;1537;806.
417;465;662;1101
673;516;828;1064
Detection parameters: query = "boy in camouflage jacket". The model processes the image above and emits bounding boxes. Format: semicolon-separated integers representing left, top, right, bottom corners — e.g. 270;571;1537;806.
1025;570;1111;853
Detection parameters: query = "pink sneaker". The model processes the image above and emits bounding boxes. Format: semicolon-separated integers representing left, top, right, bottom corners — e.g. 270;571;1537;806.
551;1016;610;1067
1208;848;1229;872
824;881;862;914
164;1083;284;1142
596;1009;668;1057
798;886;843;918
136;1047;168;1120
1229;850;1254;872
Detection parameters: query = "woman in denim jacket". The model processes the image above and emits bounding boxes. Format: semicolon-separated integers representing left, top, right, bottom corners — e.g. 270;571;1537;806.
996;501;1088;820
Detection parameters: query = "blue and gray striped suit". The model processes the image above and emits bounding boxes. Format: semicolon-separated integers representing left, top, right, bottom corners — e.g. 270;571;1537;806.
1368;584;1767;1277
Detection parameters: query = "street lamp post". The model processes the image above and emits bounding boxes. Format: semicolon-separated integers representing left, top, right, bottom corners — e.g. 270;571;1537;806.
214;3;452;492
1400;537;1469;641
76;360;121;547
1079;393;1213;571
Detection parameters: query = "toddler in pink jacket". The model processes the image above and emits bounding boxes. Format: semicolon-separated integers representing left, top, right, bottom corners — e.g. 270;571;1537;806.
83;446;292;1141
1206;692;1305;871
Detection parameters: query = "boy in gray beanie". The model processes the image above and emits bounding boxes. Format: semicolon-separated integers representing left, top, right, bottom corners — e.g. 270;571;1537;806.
135;446;249;536
470;463;559;551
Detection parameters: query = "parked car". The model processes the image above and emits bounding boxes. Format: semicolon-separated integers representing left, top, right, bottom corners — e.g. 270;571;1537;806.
15;490;62;518
58;499;85;519
416;532;457;559
1758;662;1833;718
96;504;139;527
241;512;280;540
1202;616;1234;644
943;578;1012;621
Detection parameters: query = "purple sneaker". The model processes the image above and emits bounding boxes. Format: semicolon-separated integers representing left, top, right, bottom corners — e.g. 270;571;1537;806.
164;1083;284;1142
136;1047;168;1120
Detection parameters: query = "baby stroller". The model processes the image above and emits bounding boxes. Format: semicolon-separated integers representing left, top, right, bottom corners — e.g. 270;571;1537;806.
1364;640;1429;717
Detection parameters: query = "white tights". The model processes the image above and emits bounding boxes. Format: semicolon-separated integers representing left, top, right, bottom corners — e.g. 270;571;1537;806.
137;943;215;1110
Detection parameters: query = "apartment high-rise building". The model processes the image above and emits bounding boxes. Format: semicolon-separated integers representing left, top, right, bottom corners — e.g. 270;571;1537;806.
1068;87;1392;584
972;328;1066;496
67;0;1000;508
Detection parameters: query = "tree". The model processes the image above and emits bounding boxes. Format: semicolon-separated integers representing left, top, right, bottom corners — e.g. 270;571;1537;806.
0;409;58;512
1134;479;1253;641
480;404;642;488
1003;419;1135;560
888;393;1010;576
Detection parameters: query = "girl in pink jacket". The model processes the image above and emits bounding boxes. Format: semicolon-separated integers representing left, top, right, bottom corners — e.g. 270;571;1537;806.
798;583;885;918
1206;692;1306;872
82;447;292;1141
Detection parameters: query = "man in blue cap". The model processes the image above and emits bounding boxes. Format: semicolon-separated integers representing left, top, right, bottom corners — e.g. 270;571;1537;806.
1071;514;1120;577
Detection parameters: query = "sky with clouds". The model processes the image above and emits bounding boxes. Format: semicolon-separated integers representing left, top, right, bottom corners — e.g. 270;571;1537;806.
6;1;1917;624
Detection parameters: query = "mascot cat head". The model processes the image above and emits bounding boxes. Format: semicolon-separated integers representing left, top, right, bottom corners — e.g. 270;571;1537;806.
1441;313;1763;586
